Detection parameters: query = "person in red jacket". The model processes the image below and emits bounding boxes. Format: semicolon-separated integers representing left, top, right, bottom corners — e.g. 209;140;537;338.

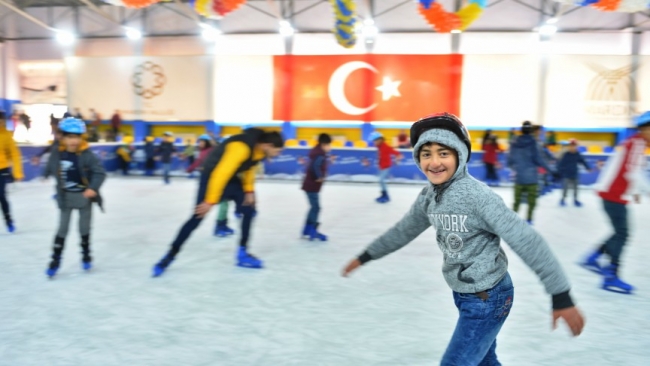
369;131;403;203
301;133;332;241
581;113;650;294
482;134;503;186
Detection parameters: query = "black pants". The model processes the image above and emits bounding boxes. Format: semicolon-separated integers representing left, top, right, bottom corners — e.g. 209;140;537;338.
118;158;129;175
484;163;498;181
145;157;156;174
0;168;11;222
601;200;628;265
166;174;254;258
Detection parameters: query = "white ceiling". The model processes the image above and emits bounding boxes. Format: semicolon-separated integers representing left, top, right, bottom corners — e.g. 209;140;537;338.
0;0;649;40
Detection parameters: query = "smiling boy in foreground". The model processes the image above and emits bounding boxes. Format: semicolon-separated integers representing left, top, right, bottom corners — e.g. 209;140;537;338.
342;113;585;365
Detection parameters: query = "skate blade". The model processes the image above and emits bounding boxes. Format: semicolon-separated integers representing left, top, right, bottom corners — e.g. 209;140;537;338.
237;262;263;269
602;285;633;294
579;263;602;275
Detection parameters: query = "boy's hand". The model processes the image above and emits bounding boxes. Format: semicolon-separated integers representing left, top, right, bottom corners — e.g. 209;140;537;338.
342;259;362;277
195;202;214;217
552;306;585;336
243;192;255;206
83;189;97;199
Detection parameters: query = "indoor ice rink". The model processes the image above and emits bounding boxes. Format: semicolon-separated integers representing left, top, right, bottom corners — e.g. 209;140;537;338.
1;179;649;365
2;0;650;365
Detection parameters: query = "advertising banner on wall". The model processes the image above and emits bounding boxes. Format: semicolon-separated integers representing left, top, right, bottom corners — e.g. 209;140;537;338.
544;55;638;129
66;56;212;121
273;54;463;122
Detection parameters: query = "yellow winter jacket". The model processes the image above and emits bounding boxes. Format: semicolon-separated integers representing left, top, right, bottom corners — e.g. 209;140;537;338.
0;128;24;180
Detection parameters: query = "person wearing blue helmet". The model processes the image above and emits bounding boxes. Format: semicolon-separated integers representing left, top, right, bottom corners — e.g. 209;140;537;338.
42;117;106;278
369;131;403;203
581;111;650;294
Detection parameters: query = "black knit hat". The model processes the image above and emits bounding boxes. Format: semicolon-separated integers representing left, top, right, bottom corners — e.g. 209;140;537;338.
410;112;472;162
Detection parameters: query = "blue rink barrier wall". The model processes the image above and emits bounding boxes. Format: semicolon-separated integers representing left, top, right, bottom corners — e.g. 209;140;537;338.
16;144;643;186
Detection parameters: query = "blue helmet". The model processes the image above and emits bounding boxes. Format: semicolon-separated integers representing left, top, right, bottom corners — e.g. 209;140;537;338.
635;111;650;128
198;134;212;142
368;131;384;142
58;117;86;134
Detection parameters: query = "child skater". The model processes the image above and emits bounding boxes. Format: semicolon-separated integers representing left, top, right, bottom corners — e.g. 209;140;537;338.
152;128;283;276
482;134;503;186
368;131;402;203
557;139;591;207
581;113;650;294
0;111;24;233
301;133;332;241
43;118;106;278
343;113;585;365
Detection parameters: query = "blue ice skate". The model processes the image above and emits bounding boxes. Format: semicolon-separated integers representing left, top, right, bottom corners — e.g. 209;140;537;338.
574;200;582;207
602;265;634;294
309;223;328;242
152;256;173;277
236;247;263;269
46;258;60;278
82;261;92;271
376;191;389;203
302;224;312;238
526;220;533;226
214;220;235;237
580;251;602;274
559;199;566;207
7;223;15;233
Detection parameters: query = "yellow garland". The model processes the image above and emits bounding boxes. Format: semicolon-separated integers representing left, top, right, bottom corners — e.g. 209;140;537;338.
196;0;211;16
456;3;483;30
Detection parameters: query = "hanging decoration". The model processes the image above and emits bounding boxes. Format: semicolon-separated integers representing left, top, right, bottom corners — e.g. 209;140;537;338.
121;0;160;8
552;0;649;13
418;0;486;33
193;0;246;17
331;0;358;48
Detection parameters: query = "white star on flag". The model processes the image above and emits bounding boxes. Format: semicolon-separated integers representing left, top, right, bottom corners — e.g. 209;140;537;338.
375;76;402;101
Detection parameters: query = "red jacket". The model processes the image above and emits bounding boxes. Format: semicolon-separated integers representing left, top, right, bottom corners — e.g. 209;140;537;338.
302;145;328;193
482;143;501;164
377;142;400;170
596;134;649;204
187;147;213;173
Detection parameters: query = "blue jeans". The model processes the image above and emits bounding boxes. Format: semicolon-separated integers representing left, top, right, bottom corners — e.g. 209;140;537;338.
602;199;628;265
166;174;254;258
305;192;320;224
162;163;171;183
441;273;514;366
378;168;390;192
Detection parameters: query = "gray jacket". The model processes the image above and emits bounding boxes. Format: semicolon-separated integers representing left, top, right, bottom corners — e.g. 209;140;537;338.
359;129;573;308
44;145;106;211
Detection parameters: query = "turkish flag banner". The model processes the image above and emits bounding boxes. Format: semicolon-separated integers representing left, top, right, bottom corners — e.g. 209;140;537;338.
273;54;463;122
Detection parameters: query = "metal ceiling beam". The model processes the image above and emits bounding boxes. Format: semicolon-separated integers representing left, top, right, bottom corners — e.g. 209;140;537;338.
291;0;326;18
245;2;278;19
374;0;410;19
512;0;552;17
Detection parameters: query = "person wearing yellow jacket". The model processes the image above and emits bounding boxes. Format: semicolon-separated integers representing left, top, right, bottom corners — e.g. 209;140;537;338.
0;111;24;233
152;128;284;276
116;144;132;175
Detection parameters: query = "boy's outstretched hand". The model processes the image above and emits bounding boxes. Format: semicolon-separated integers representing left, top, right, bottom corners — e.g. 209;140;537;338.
342;259;361;277
552;306;585;336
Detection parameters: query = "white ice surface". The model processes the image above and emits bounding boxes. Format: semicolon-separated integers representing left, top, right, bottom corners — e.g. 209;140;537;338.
1;177;649;366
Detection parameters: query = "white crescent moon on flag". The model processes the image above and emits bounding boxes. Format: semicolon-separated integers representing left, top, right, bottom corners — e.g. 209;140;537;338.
328;61;378;115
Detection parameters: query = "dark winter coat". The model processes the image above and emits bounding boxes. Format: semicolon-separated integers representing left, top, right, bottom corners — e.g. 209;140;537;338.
558;151;590;180
302;145;328;193
144;142;155;159
507;134;552;185
43;142;106;211
158;141;176;163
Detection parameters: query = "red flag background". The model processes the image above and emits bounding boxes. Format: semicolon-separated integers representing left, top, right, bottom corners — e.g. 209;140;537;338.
273;54;463;121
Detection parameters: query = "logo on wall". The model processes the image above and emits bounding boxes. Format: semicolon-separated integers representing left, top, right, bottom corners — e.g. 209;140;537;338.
585;64;637;118
328;61;401;115
132;62;166;99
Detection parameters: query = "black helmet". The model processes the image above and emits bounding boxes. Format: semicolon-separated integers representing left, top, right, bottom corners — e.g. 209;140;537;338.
521;121;533;135
410;112;472;162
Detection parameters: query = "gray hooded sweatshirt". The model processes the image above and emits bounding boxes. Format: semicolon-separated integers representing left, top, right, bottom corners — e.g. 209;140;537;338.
358;129;574;309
